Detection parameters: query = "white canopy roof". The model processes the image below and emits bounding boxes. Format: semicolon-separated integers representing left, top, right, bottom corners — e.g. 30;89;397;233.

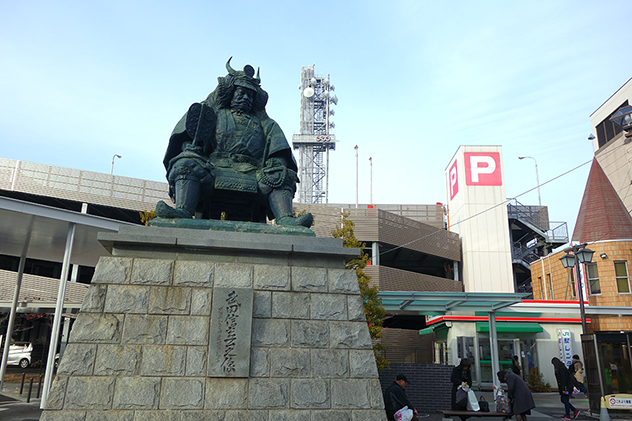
0;195;131;267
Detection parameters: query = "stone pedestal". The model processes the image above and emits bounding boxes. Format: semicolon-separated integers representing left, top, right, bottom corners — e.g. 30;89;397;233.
41;226;386;421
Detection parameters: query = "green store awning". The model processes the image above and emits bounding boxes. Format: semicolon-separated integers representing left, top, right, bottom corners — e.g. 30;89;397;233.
419;323;450;341
476;322;543;333
418;326;435;335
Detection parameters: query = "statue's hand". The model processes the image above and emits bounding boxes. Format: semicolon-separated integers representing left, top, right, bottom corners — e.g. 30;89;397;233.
183;143;203;155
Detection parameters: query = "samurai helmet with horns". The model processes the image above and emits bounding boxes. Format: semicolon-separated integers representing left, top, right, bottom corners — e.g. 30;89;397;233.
225;57;261;91
213;57;268;112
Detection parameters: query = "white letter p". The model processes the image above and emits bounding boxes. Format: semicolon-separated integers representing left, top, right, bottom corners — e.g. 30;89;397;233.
470;156;496;182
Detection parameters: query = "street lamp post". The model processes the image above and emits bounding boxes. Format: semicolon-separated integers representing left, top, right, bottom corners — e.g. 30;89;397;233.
111;154;122;175
354;145;358;208
560;243;595;335
369;157;373;205
518;156;541;207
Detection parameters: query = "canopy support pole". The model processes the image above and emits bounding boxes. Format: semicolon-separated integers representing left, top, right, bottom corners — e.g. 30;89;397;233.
489;311;500;390
0;222;32;391
41;222;76;408
473;334;482;388
0;254;28;390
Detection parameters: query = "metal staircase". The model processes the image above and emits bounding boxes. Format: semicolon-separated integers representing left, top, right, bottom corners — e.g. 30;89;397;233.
507;199;568;293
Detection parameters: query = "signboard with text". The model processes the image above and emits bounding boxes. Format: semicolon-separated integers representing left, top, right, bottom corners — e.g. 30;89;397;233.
557;329;573;368
607;395;632;409
208;287;253;377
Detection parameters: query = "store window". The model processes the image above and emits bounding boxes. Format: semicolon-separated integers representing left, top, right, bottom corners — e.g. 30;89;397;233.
520;338;538;377
478;338;515;383
599;337;632;395
586;263;600;295
615;261;630;294
596;100;629;148
435;342;448;365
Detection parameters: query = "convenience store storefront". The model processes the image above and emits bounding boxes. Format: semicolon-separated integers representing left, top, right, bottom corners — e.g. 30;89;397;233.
379;291;530;389
435;317;548;386
379;294;588;389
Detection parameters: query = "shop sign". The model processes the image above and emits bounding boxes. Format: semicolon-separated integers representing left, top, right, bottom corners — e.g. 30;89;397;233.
426;315;442;324
607;394;632;409
557;329;573;367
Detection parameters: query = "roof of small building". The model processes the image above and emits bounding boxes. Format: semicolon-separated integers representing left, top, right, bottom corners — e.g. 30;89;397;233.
573;158;632;243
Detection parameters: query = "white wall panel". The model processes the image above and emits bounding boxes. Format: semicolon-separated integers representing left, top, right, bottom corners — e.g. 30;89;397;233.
446;146;513;293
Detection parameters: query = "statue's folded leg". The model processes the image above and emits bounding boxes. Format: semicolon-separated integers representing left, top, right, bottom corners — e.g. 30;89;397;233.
156;176;201;218
268;189;313;228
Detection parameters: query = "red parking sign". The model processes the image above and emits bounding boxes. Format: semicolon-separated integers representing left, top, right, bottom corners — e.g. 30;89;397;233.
464;152;502;186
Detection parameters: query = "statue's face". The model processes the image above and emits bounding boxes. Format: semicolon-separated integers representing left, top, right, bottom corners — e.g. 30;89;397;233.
231;86;255;112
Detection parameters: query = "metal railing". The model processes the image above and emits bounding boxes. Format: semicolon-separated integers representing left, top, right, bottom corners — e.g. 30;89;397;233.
545;221;569;243
512;242;541;265
508;199;568;269
507;198;568;244
507;198;549;231
0;158;171;212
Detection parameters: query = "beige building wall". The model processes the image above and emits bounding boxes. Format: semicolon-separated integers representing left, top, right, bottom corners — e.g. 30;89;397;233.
445;145;513;292
590;78;632;214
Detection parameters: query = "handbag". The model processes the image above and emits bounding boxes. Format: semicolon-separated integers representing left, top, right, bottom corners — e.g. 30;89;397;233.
455;386;468;409
478;396;490;412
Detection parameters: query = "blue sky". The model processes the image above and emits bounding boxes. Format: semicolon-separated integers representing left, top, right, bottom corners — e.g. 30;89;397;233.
2;1;631;240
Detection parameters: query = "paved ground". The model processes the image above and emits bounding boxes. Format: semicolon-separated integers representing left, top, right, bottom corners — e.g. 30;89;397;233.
418;391;616;421
0;383;626;421
0;382;42;421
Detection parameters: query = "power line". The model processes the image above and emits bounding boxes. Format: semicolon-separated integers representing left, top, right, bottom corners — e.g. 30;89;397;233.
376;138;632;258
378;157;598;257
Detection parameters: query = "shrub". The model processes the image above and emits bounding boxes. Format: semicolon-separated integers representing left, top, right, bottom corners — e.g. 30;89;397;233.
527;367;551;392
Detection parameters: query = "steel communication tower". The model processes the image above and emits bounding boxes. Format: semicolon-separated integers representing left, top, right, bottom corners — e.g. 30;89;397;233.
292;65;337;204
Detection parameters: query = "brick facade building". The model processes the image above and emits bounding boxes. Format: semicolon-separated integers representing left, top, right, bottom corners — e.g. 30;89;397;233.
530;158;632;333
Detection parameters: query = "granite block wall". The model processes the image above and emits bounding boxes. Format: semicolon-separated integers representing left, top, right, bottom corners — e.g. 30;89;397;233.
41;256;387;421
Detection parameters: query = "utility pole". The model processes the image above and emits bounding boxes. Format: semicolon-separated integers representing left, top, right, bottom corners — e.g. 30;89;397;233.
354;145;359;208
369;157;373;205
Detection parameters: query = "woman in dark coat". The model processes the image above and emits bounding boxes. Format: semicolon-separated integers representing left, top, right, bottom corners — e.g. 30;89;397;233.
497;370;535;421
450;358;472;410
552;357;579;420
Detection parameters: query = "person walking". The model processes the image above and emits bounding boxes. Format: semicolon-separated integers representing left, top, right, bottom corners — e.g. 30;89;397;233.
497;370;535;421
511;356;522;377
450;358;472;410
571;355;587;395
383;374;419;421
552;357;579;420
